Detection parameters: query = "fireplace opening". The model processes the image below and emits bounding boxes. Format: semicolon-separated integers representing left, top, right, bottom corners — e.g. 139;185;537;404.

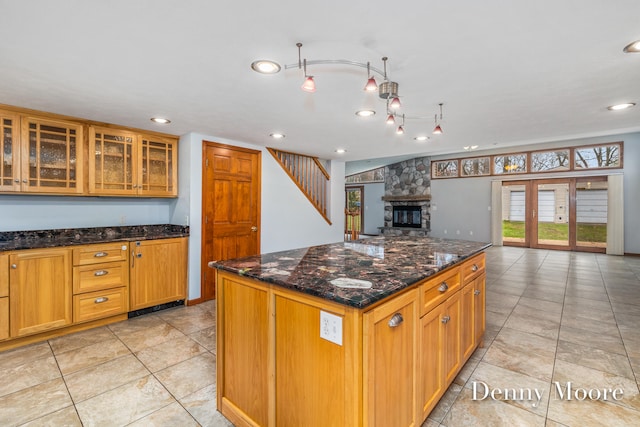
392;206;422;228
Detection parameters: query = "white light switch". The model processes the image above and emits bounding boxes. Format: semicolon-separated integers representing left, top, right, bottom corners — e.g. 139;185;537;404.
320;311;343;345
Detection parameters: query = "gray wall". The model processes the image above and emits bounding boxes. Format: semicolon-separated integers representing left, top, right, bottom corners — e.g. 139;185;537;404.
362;182;385;235
429;132;640;254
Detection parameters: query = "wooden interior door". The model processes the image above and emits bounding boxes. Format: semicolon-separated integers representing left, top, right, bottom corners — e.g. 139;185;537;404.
202;142;261;301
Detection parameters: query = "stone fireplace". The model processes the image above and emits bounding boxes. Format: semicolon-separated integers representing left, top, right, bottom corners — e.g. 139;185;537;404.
379;157;431;237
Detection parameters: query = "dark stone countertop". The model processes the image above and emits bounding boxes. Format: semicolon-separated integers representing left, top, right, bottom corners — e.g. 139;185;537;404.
0;224;189;252
209;236;491;309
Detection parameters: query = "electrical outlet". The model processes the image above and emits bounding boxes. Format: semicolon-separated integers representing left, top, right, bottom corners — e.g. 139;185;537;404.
320;311;343;345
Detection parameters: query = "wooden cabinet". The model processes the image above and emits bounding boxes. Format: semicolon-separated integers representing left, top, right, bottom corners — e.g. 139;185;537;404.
1;254;8;340
9;247;72;337
129;237;187;311
72;242;129;323
364;289;417;427
0;109;22;192
20;116;84;194
216;251;487;427
89;126;177;197
0;112;84;194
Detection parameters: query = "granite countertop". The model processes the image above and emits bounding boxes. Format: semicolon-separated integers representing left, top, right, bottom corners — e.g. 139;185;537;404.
209;236;491;309
0;224;189;252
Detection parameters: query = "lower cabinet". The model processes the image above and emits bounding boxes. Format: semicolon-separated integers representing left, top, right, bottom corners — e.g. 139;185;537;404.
363;289;418;427
9;247;73;337
129;237;188;311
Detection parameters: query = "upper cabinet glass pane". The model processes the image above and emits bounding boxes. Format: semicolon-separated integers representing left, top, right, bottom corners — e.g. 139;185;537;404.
531;149;570;172
575;143;621;169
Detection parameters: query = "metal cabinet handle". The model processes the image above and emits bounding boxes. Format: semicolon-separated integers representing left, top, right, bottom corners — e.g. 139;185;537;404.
472;264;479;272
94;252;108;257
14;179;20;183
131;250;135;268
388;313;404;328
441;315;450;324
474;289;481;296
94;297;109;304
94;270;109;277
438;282;449;293
22;179;27;183
11;264;17;269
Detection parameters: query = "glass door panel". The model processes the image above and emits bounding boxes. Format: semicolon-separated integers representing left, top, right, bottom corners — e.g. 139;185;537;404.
0;111;20;191
576;179;607;249
345;186;363;239
501;182;530;247
140;135;176;196
89;127;136;195
534;182;570;248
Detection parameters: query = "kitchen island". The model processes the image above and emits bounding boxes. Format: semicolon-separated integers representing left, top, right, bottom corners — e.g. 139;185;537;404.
209;236;490;427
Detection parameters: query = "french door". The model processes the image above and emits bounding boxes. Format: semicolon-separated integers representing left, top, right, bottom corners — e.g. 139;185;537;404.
501;177;607;252
345;186;363;239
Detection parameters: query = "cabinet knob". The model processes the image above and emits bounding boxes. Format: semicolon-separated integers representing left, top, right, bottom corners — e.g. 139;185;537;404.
438;282;449;293
94;252;108;258
472;264;479;272
22;179;28;183
441;315;450;324
14;179;20;183
388;313;404;328
94;297;109;304
474;289;481;296
11;264;17;269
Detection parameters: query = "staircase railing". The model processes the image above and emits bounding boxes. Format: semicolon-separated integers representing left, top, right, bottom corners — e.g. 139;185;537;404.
268;148;332;224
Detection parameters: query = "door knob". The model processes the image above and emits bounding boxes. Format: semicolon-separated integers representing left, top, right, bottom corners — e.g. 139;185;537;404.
251;226;258;232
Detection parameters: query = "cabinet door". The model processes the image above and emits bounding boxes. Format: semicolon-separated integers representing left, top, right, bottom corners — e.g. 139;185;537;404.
460;282;475;362
21;116;83;194
139;135;177;197
129;238;187;310
217;272;269;427
442;292;461;386
473;274;486;347
9;248;72;337
364;289;417;427
0;110;21;192
89;126;138;195
418;304;444;420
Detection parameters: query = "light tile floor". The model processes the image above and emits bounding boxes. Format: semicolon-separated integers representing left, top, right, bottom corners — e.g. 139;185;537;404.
1;246;640;426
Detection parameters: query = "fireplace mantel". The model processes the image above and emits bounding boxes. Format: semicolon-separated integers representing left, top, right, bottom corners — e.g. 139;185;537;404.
381;195;431;202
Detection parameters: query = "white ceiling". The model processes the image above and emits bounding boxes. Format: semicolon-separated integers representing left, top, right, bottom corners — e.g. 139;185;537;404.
1;1;639;175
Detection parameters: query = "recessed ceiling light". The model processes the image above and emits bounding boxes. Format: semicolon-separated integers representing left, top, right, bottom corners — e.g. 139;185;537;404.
623;40;640;53
414;136;429;141
335;148;346;154
269;133;285;139
150;117;171;124
607;103;636;111
251;60;281;74
355;110;376;117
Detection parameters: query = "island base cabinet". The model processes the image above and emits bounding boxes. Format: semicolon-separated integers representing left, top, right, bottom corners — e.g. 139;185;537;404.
217;273;269;427
364;289;417;427
9;248;72;337
275;292;358;427
129;237;187;311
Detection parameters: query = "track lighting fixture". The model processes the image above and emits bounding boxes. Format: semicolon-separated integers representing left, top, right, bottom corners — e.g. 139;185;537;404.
252;43;451;138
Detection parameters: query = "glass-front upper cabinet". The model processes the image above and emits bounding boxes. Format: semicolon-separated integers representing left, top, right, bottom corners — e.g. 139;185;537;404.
89;127;177;197
0;109;21;192
20;116;84;194
89;127;137;195
139;135;177;197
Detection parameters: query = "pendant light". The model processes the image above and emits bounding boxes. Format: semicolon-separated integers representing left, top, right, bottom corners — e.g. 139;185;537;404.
432;103;444;134
297;43;316;93
364;62;378;91
385;100;395;124
396;114;405;134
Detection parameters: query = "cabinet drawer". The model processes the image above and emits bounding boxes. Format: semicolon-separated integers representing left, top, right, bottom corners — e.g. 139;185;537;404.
0;254;8;297
419;267;460;317
461;254;485;284
73;243;129;266
0;297;8;340
73;287;128;323
73;262;128;294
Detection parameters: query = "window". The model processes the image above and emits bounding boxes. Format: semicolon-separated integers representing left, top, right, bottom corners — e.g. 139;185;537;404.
493;153;527;175
432;160;458;178
460;157;491;177
531;149;570;172
575;143;621;169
